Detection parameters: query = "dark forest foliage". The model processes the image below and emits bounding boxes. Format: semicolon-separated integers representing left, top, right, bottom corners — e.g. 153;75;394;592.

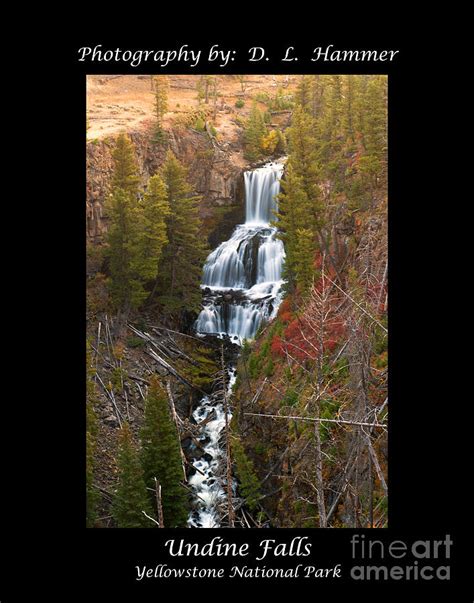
234;75;388;528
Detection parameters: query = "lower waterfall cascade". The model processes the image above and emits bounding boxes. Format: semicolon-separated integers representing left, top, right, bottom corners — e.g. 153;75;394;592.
188;161;285;527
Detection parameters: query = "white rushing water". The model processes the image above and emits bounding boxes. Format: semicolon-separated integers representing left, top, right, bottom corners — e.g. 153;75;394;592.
245;164;282;225
188;161;285;528
188;368;237;528
195;161;286;343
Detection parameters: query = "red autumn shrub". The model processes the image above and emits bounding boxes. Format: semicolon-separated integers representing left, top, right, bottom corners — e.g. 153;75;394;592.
283;318;317;361
277;297;294;325
279;311;293;324
278;297;292;316
270;334;285;357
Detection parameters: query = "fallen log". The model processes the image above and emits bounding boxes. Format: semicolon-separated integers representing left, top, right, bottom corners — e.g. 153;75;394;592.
244;412;387;429
128;324;202;391
94;372;123;427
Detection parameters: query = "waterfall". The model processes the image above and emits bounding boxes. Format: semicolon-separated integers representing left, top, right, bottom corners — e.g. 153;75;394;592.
188;161;285;528
188;368;237;528
195;161;285;342
245;167;282;225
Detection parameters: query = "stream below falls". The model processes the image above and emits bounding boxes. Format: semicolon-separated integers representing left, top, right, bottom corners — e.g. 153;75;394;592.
188;161;285;527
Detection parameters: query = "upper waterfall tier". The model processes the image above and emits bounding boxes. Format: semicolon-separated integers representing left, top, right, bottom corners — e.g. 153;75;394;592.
244;162;283;225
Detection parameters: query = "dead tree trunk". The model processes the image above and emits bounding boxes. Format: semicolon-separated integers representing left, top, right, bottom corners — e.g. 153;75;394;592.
313;263;328;528
165;381;187;481
313;415;327;528
154;478;164;528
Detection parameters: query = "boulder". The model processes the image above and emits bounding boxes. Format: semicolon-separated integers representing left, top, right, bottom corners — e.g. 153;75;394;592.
104;414;119;427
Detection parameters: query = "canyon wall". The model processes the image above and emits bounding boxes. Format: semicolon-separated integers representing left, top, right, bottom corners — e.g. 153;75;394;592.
86;127;246;247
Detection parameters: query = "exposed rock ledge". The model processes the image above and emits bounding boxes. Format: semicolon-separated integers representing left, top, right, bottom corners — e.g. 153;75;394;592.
86;126;247;246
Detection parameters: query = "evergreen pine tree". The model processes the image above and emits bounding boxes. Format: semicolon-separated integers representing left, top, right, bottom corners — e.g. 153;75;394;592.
111;133;140;195
274;164;312;292
152;76;169;141
360;76;387;180
106;137;174;311
243;102;267;161
105;134;144;311
131;174;170;297
105;188;143;310
232;439;261;512
343;76;356;143
294;75;313;113
327;75;343;140
354;75;369;142
354;75;387;204
324;76;346;191
310;74;325;121
112;423;156;528
156;151;207;313
140;378;189;527
293;228;316;295
286;106;322;226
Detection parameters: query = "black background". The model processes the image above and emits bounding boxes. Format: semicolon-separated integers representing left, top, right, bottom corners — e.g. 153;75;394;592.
2;30;465;599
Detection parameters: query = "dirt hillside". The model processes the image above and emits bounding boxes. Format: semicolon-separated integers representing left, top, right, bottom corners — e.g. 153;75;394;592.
87;74;297;141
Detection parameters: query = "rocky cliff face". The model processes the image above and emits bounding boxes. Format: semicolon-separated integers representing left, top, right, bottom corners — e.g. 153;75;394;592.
86;126;246;246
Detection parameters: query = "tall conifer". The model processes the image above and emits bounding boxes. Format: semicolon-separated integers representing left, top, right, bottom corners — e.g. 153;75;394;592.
106;134;143;311
140;378;189;527
131;174;170;298
153;76;169;140
274;164;313;292
111;133;140;195
293;228;316;294
105;188;141;310
243;102;267;161
286;106;322;226
112;424;156;528
294;75;313;113
275;107;322;291
156;151;207;313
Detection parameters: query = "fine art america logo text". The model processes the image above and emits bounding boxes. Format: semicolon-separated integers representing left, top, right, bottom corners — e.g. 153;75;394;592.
350;534;452;581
